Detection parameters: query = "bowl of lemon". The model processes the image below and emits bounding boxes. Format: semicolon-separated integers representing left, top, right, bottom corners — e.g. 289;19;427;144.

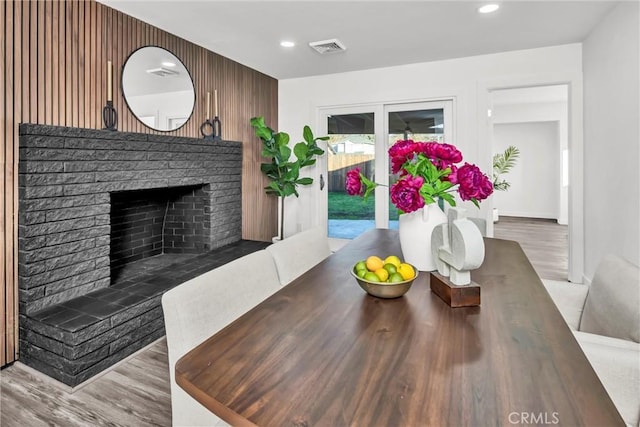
351;255;418;299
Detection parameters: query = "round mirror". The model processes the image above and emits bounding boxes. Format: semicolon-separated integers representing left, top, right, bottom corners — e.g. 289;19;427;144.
122;46;195;132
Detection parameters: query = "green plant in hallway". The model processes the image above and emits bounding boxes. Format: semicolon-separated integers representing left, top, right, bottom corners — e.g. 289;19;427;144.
492;145;520;191
250;116;328;241
492;145;520;222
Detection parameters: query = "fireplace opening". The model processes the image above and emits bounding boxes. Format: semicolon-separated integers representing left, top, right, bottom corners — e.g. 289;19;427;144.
110;185;208;283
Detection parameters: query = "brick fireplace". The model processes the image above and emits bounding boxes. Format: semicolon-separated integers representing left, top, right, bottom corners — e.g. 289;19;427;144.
18;124;243;386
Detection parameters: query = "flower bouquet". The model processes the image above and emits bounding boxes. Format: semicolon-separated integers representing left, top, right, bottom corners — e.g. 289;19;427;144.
346;140;493;212
346;140;493;271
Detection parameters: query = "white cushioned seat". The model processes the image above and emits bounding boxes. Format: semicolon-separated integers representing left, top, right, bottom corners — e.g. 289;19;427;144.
573;331;640;427
543;254;640;427
267;227;331;286
161;250;282;427
542;279;589;330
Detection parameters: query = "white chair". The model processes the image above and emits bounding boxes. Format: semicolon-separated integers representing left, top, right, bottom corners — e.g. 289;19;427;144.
161;250;282;427
267;227;331;286
543;254;640;427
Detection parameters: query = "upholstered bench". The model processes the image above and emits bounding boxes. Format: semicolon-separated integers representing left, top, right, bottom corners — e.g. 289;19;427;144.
543;254;640;427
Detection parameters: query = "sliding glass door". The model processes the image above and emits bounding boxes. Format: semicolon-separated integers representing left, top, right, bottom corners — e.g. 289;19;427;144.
318;100;453;240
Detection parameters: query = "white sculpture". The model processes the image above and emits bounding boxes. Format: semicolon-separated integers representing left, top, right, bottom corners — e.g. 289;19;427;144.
431;208;485;285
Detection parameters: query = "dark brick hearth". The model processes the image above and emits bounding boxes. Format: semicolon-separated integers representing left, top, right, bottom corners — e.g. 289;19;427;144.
18;124;246;386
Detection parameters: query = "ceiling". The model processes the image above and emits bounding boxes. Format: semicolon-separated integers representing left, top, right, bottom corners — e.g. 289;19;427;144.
99;0;618;80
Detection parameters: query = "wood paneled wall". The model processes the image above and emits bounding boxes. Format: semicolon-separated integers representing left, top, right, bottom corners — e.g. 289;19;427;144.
0;0;278;366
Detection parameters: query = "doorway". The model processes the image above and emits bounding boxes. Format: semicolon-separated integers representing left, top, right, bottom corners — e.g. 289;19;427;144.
489;84;570;279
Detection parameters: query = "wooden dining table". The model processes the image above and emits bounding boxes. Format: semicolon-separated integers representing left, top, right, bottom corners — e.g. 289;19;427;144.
175;229;624;426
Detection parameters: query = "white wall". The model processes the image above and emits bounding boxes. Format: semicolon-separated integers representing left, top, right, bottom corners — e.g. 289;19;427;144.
493;122;559;219
583;2;640;278
279;44;582;239
492;100;568;223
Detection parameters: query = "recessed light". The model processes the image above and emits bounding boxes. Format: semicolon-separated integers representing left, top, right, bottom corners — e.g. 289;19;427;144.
162;61;176;67
478;4;500;14
280;41;295;48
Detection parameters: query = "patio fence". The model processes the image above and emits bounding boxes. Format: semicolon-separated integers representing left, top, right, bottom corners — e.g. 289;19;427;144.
328;154;374;192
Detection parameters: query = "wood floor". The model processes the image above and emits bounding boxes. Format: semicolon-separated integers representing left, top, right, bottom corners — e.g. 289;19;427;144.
494;216;568;281
0;217;567;427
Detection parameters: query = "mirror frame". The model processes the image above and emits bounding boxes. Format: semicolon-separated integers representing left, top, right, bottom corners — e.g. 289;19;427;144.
121;45;196;133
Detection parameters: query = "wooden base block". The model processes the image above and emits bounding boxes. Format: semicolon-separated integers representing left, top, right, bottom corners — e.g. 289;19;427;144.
430;272;481;307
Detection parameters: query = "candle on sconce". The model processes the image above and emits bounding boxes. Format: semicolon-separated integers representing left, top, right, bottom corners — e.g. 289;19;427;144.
214;89;219;117
107;60;113;102
206;92;211;119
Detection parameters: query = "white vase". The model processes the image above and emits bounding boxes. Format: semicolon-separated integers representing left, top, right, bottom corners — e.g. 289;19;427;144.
398;203;448;272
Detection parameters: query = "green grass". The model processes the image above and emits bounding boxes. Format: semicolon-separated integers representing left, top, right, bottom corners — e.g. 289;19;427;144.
328;192;399;220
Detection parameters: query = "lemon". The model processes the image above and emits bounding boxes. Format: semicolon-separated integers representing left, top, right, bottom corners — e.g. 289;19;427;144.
374;268;389;282
383;263;397;274
384;255;402;268
363;271;380;282
398;263;415;281
365;256;384;272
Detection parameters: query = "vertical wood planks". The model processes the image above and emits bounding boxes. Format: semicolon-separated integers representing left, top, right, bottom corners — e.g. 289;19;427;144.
0;0;277;367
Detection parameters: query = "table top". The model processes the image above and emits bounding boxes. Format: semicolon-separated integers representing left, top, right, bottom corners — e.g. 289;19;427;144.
175;229;624;426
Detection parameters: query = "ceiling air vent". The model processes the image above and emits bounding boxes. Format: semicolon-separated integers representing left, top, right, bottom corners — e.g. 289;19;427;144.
309;38;346;54
146;67;179;77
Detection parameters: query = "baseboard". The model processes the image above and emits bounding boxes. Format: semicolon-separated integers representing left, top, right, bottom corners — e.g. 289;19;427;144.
499;210;558;220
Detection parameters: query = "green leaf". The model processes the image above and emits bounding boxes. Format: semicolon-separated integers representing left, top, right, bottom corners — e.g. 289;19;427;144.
261;148;276;158
283;182;297;197
311;146;325;156
279;144;292;162
440;192;456;207
297;177;313;186
266;181;283;196
250;116;266;128
274;132;290;147
303;126;314;144
285;162;300;180
293;142;309;161
492;145;520;190
363;185;375;201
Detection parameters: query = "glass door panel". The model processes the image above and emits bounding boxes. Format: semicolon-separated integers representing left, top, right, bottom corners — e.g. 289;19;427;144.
326;113;376;239
386;103;452;226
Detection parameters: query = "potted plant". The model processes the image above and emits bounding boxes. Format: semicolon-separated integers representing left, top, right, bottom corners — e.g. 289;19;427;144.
250;116;327;241
492;145;520;222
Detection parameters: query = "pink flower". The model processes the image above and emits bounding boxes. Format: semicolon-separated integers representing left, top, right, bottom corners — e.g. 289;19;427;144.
444;164;458;185
456;163;493;201
422;142;463;169
390;175;425;213
347;139;493;213
389;140;419;174
345;168;364;196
